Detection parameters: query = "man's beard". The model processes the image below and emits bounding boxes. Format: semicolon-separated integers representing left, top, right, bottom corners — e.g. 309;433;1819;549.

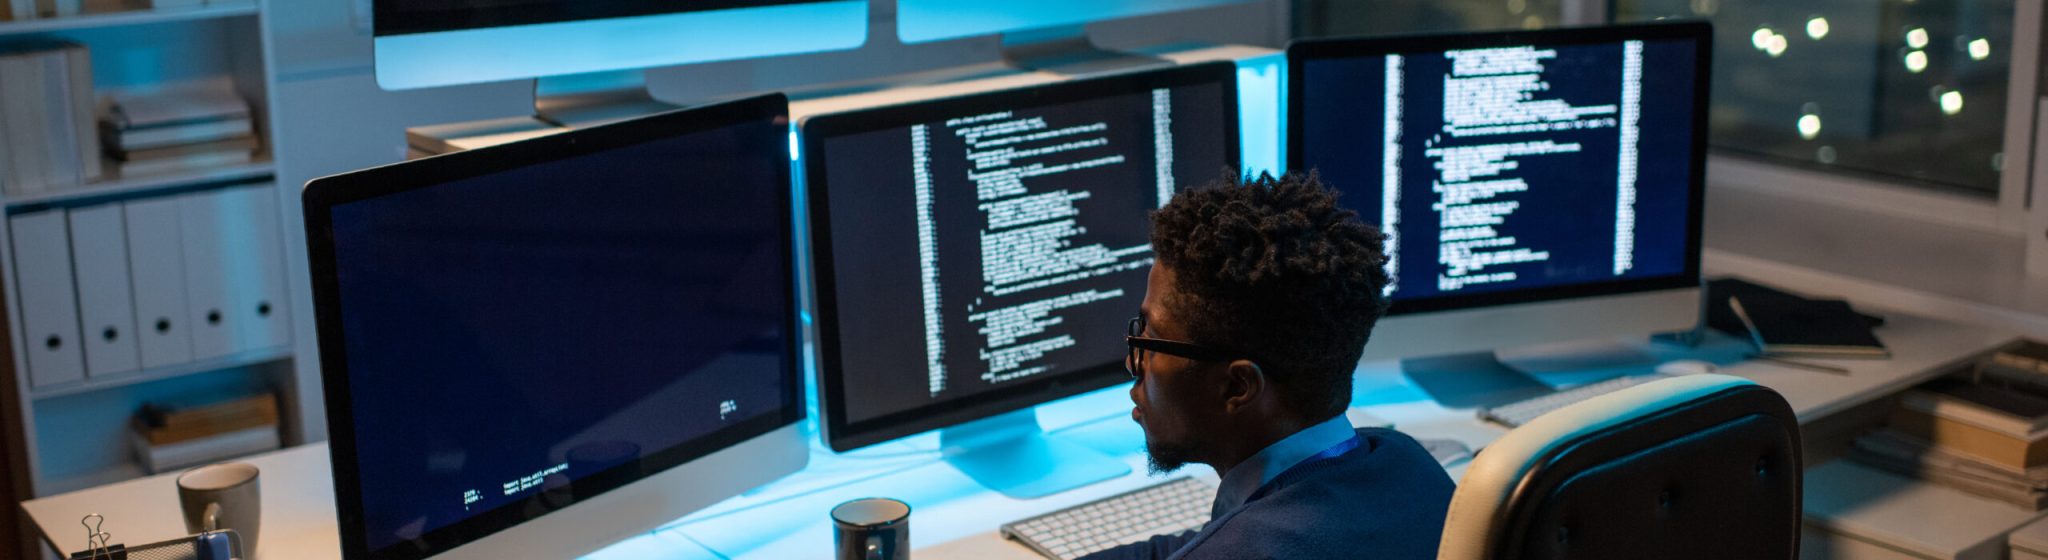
1144;435;1201;476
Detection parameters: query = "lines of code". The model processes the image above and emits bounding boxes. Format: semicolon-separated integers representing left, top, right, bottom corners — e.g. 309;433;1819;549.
912;124;946;395
822;77;1230;425
1614;40;1643;276
1420;43;1641;293
1299;37;1698;306
1380;54;1404;296
909;93;1178;390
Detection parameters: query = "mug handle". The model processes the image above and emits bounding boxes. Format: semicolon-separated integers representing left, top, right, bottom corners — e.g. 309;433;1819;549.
203;502;222;532
865;533;884;560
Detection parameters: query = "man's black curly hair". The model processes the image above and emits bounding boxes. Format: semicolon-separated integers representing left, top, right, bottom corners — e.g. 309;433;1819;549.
1150;171;1390;421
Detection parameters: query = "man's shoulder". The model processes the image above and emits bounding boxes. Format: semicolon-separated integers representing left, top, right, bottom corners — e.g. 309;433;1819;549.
1174;428;1454;559
1289;426;1450;497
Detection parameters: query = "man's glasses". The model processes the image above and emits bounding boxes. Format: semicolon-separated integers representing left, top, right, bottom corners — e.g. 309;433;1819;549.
1126;315;1236;377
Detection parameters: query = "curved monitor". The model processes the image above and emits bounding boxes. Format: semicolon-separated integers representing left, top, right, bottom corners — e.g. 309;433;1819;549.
804;63;1240;454
303;95;806;560
1288;23;1711;365
373;0;867;90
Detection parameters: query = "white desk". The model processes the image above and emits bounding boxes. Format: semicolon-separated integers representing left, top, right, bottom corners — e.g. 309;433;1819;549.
20;313;2015;559
20;443;344;560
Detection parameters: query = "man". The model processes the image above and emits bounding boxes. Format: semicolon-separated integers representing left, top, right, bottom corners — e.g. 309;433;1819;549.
1088;172;1454;559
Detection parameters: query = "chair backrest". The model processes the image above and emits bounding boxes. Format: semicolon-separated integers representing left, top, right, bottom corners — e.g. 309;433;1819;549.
1438;374;1801;560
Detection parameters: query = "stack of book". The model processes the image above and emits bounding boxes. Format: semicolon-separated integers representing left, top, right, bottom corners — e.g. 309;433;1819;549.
101;83;259;178
129;392;281;474
0;40;102;196
1852;341;2048;510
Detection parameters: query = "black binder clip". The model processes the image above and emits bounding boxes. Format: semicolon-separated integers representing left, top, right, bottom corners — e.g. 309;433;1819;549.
68;513;124;560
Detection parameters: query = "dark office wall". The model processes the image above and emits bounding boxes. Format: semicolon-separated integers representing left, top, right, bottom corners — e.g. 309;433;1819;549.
0;296;32;560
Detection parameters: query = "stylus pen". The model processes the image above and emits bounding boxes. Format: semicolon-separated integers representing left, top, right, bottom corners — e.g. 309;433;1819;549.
1749;354;1851;376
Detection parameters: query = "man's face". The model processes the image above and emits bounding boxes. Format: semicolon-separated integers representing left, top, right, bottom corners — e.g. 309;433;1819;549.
1130;263;1222;474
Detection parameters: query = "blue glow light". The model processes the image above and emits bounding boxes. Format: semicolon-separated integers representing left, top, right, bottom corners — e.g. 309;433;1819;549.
1235;54;1283;177
376;1;868;90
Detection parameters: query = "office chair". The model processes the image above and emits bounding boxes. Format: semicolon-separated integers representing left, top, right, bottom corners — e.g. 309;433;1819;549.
1438;374;1801;560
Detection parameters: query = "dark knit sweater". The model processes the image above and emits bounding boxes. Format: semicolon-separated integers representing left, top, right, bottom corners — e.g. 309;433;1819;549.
1081;428;1454;560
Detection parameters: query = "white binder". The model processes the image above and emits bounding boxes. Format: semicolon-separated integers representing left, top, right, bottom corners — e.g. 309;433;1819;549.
179;190;237;360
10;210;86;387
68;204;142;377
125;197;195;369
223;185;291;350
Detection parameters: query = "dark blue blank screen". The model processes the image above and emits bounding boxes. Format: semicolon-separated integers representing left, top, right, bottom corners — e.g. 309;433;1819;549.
327;123;792;552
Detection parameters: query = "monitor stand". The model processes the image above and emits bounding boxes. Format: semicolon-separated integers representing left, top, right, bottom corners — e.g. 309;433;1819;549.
940;408;1131;499
1000;25;1174;77
1404;342;1663;409
533;69;680;128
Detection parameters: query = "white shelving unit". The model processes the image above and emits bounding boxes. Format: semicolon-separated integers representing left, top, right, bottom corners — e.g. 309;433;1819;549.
0;3;305;498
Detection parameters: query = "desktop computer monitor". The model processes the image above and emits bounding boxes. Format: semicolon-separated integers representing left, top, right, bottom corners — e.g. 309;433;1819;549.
302;95;806;559
1287;22;1712;407
802;62;1239;498
372;0;867;90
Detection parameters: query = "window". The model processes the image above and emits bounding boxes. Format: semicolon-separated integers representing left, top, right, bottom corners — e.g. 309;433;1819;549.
1618;0;2014;198
1298;0;2021;201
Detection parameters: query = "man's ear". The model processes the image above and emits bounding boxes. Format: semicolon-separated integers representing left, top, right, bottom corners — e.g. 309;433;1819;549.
1220;359;1266;415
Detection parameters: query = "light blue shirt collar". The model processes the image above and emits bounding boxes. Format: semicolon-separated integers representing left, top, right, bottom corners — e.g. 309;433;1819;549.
1210;414;1357;517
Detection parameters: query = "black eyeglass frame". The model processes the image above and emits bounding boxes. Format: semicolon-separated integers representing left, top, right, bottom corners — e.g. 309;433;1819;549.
1126;316;1239;376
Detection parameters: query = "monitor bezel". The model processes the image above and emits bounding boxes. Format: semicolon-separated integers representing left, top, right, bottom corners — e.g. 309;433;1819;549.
373;0;831;37
802;62;1242;453
302;94;803;560
1286;21;1713;317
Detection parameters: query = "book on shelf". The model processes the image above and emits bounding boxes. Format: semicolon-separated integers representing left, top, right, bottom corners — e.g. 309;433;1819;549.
104;83;249;130
104;117;255;153
129;424;278;474
0;40;102;195
130;393;281;474
136;393;278;443
1889;406;2048;471
101;83;259;177
1879;349;2048;471
1848;347;2048;511
116;146;254;178
116;135;257;162
1853;428;2048;510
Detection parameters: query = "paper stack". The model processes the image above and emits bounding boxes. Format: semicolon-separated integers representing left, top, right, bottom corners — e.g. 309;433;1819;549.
101;83;259;179
0;40;102;196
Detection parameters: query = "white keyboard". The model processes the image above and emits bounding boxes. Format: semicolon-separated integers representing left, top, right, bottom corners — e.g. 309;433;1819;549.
1477;373;1682;428
1001;477;1216;559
